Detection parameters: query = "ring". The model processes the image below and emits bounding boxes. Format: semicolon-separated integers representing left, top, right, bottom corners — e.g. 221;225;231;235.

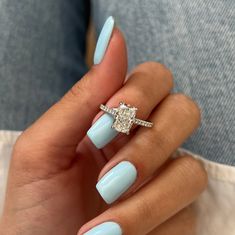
100;102;153;135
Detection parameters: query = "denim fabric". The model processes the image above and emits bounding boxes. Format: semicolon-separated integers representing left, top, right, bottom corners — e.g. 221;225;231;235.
0;0;90;130
0;1;234;165
92;0;235;165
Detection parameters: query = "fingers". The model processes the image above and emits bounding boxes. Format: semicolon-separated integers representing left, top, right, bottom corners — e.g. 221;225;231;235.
107;62;173;118
148;206;196;235
87;62;173;149
15;22;127;163
78;156;208;235
96;93;201;204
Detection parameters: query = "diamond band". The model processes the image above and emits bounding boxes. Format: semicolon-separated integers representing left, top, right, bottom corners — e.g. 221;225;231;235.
133;118;153;127
100;104;117;116
100;102;153;134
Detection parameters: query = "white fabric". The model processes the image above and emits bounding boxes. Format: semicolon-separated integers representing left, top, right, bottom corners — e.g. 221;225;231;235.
177;149;235;235
0;131;235;234
0;131;21;215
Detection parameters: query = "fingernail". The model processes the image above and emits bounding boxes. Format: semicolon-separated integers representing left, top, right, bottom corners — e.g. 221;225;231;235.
87;114;118;149
93;16;115;65
84;222;122;235
96;161;137;204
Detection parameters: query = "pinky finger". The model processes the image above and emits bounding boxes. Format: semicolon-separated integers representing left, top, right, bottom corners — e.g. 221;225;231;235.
147;206;196;235
78;156;207;235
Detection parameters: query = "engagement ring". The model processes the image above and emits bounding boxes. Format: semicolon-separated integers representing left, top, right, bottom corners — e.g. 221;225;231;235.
100;102;153;135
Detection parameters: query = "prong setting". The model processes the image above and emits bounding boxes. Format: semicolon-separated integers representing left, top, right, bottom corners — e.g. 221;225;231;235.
100;102;153;134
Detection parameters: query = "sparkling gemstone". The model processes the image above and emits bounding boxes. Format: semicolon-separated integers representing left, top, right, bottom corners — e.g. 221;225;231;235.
112;103;137;134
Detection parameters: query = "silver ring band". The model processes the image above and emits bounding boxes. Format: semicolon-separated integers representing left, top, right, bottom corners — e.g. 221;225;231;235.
100;104;117;116
133;118;153;128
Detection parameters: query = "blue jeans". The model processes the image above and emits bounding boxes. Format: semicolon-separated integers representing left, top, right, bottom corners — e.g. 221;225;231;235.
0;0;89;130
0;0;234;165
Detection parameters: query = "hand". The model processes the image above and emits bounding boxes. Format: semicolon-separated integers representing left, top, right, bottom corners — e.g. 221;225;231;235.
0;27;207;235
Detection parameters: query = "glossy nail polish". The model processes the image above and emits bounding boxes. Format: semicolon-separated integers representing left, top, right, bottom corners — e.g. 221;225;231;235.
84;222;122;235
96;161;137;204
93;16;115;65
87;114;118;149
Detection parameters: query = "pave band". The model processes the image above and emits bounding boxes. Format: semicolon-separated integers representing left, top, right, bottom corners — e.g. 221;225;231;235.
100;102;153;134
133;118;153;128
100;104;117;116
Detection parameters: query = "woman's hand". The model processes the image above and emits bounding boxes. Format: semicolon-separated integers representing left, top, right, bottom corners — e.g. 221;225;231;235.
0;27;207;235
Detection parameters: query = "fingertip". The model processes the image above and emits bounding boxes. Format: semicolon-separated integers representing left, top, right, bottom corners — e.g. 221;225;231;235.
92;26;128;81
93;16;115;65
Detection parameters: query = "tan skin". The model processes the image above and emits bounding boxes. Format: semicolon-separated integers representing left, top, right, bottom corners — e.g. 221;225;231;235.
0;28;207;235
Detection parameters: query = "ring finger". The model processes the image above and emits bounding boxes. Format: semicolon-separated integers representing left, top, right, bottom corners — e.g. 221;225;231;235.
87;61;173;149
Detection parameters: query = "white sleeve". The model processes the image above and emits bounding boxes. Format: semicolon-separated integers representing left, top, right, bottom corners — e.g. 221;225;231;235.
176;148;235;235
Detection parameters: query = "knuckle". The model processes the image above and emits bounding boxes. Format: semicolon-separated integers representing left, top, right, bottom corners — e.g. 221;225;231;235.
140;61;169;73
136;61;174;89
142;131;168;160
13;132;29;154
134;87;155;108
61;75;96;111
169;93;201;125
139;61;163;71
65;76;90;102
12;132;34;168
177;206;197;234
135;197;155;223
180;156;208;190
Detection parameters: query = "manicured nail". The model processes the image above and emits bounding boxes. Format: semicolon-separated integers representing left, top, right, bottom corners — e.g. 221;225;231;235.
84;222;122;235
93;16;115;65
87;114;118;149
96;161;137;204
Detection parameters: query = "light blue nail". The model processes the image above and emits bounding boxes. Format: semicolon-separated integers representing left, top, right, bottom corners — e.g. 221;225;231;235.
93;16;115;65
87;114;118;149
96;161;137;204
84;222;122;235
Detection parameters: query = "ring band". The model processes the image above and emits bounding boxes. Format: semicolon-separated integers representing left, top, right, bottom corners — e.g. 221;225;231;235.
100;102;153;135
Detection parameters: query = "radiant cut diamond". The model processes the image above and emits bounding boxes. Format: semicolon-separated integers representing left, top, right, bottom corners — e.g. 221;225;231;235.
100;102;153;134
112;103;137;134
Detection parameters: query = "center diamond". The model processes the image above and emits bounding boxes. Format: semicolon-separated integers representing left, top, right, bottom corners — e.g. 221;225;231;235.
112;103;137;134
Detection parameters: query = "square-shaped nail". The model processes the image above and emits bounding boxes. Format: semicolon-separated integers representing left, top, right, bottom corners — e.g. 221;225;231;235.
96;161;137;204
87;114;118;149
93;16;115;65
84;222;122;235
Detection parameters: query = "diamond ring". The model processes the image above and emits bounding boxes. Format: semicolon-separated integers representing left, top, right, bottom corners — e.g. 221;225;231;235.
100;102;153;135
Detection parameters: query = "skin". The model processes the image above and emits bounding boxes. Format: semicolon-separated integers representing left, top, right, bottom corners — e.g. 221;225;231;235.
0;29;208;235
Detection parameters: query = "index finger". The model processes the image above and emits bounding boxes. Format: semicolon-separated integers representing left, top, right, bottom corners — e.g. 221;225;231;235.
18;25;127;160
